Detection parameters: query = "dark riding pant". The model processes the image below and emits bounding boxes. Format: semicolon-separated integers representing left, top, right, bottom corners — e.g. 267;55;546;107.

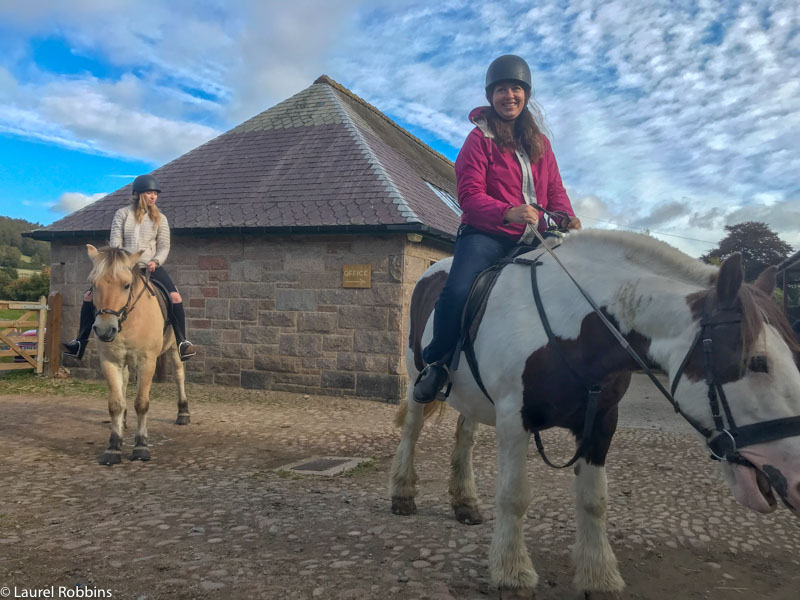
148;266;178;294
422;225;517;365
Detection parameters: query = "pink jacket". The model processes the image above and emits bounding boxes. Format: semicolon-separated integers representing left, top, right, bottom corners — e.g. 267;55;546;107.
455;107;575;239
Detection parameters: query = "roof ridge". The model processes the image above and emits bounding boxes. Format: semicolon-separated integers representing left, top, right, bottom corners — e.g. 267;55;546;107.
314;75;453;168
323;84;421;224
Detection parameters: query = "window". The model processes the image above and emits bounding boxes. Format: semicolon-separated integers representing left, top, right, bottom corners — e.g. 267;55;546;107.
425;182;461;216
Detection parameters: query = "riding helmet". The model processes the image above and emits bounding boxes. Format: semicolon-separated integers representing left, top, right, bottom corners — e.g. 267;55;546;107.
485;54;532;95
132;174;161;194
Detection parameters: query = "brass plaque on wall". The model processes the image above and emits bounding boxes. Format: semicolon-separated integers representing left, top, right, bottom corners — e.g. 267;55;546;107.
343;264;372;288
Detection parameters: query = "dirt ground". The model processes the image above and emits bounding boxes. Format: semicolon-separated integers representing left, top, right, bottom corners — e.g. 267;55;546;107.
0;375;798;600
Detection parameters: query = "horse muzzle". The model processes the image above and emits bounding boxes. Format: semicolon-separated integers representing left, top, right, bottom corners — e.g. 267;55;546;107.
93;319;119;342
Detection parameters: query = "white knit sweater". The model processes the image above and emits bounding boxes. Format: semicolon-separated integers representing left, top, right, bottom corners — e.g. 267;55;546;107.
109;205;170;267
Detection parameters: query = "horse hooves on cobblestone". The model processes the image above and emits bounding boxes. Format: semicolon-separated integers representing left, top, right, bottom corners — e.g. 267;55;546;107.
175;414;190;425
131;447;151;461
498;586;535;600
98;451;121;466
391;496;417;515
453;504;483;524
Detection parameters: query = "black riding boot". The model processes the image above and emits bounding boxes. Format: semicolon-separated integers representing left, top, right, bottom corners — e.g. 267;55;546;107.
62;300;95;359
171;302;196;361
413;361;451;404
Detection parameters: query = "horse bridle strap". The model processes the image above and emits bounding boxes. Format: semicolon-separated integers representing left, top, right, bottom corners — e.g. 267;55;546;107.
95;269;154;332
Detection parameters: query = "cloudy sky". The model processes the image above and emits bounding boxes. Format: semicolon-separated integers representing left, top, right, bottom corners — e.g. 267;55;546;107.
0;0;797;257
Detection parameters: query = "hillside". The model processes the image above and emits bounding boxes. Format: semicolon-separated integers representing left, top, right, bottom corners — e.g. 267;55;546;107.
0;216;50;269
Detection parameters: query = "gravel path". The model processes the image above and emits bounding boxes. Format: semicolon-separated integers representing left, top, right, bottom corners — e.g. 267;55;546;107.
0;374;798;600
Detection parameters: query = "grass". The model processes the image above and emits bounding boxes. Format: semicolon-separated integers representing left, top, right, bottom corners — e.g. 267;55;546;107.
0;308;25;320
0;370;109;396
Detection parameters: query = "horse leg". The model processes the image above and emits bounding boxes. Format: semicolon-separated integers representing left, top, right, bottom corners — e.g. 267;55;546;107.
131;358;157;461
572;405;625;597
390;389;426;515
491;413;537;600
168;344;190;425
450;414;483;524
99;361;125;466
122;365;130;429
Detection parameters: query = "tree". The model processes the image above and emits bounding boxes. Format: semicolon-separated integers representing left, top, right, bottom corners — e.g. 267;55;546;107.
702;221;793;281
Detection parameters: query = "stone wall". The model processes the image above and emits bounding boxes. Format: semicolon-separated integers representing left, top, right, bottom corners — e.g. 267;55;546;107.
52;233;451;403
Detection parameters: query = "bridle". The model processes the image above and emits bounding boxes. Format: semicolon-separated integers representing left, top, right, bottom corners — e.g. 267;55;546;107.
669;293;800;469
93;268;153;333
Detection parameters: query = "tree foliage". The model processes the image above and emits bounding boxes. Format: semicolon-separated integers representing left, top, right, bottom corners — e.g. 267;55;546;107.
0;216;50;268
0;268;50;301
701;221;794;281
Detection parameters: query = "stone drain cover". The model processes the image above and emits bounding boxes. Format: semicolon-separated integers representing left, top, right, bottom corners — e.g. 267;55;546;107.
275;456;370;476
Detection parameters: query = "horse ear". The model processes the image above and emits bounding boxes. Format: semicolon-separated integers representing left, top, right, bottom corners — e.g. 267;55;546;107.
86;244;98;260
753;265;777;295
129;250;145;266
717;253;744;305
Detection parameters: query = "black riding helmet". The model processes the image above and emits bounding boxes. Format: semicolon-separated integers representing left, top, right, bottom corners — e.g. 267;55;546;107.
132;174;161;194
485;54;532;98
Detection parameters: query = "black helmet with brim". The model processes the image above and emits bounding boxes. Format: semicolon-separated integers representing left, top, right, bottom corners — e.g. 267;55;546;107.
132;174;161;194
485;54;532;95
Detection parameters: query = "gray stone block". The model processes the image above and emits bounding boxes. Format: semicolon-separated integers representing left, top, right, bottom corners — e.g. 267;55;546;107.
276;289;317;311
206;298;229;320
354;330;400;354
241;370;272;389
241;326;280;345
230;298;258;321
254;354;302;373
321;370;356;390
356;373;403;400
259;311;297;327
279;333;323;357
298;312;338;333
338;306;387;330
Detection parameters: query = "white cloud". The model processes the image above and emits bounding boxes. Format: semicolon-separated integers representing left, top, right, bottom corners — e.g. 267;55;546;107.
50;191;106;214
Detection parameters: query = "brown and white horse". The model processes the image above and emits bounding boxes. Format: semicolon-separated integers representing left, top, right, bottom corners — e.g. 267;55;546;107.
87;245;189;465
390;230;800;599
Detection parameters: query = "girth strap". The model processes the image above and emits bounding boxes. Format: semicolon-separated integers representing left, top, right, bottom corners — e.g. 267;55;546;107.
530;260;601;469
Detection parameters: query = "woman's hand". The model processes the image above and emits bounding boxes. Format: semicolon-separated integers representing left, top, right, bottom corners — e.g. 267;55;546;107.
503;205;539;226
566;216;582;230
147;261;157;273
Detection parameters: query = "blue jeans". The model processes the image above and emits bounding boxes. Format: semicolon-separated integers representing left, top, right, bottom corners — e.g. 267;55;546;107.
422;225;517;364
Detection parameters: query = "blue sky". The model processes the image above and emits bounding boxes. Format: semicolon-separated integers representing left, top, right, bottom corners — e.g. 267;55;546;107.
0;0;798;257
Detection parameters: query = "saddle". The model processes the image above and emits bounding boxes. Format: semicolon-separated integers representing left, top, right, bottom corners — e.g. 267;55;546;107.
140;271;172;334
448;234;562;396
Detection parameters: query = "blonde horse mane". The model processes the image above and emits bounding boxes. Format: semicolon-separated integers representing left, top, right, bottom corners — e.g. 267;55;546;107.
89;247;135;283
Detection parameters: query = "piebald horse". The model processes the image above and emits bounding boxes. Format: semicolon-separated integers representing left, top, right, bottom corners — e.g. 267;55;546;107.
390;230;800;599
87;245;189;465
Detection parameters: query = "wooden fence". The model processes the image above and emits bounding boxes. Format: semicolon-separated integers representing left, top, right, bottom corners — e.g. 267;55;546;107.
0;292;62;376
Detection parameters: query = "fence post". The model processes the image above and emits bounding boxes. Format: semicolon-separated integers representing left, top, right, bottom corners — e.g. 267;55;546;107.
45;292;62;377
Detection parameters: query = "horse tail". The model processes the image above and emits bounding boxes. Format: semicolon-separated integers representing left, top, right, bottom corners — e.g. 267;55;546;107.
393;398;446;428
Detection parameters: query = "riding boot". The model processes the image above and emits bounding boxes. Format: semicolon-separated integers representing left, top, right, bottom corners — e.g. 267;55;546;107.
62;300;95;359
170;302;196;361
413;361;451;404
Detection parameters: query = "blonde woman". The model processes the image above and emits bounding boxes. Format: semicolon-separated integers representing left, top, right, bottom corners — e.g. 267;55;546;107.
63;174;196;361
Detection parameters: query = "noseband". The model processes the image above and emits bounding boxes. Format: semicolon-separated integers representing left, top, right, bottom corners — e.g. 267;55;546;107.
94;269;153;333
670;294;800;468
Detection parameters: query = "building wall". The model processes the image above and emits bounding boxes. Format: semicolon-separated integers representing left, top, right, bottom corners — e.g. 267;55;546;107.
52;233;451;403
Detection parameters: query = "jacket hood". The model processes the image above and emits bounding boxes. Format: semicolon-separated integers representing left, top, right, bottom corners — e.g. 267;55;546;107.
468;106;493;138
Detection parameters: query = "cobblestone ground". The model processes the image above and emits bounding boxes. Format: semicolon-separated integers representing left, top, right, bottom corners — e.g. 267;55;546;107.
0;376;799;600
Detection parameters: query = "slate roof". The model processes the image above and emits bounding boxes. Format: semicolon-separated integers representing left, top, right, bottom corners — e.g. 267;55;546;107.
30;76;461;243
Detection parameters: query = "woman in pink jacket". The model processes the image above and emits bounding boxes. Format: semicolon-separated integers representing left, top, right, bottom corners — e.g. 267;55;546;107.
414;54;581;403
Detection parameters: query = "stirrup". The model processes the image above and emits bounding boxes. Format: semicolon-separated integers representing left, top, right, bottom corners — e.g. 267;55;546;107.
62;339;86;359
413;362;451;404
178;340;196;361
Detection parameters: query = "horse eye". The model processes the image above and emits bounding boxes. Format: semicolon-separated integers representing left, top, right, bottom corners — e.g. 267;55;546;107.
749;355;768;373
124;283;131;290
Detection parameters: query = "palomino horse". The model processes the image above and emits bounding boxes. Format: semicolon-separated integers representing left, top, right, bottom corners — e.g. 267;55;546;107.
86;245;189;465
391;230;800;599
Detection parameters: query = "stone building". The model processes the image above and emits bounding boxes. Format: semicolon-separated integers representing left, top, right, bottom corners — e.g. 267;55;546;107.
31;76;461;402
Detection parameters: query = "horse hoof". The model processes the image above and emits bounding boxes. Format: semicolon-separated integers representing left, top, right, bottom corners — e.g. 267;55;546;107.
453;504;483;525
175;414;190;425
499;586;535;600
131;447;151;461
391;496;417;515
98;451;122;466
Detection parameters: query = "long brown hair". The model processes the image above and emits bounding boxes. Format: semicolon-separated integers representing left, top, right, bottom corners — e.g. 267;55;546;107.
484;88;547;162
131;193;162;226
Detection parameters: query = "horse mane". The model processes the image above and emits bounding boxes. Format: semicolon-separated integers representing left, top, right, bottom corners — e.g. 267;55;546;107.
740;284;800;356
563;229;717;286
88;246;134;283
